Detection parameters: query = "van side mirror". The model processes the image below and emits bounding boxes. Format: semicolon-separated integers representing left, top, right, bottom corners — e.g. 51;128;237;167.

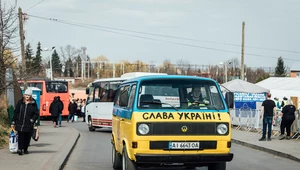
120;91;128;107
225;92;234;109
86;88;90;95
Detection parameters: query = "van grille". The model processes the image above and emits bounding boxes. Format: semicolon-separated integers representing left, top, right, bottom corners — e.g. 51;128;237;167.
136;122;229;136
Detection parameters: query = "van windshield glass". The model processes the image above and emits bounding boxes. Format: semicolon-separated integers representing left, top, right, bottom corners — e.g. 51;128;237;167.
138;79;225;110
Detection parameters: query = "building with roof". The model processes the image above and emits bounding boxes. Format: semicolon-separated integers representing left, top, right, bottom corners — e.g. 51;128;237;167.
290;62;300;78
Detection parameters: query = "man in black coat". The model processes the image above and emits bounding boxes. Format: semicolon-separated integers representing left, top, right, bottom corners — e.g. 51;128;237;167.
57;96;64;127
49;97;61;127
67;99;77;122
12;88;39;155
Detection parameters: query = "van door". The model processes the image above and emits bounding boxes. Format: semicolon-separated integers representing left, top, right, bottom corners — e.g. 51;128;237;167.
116;84;136;149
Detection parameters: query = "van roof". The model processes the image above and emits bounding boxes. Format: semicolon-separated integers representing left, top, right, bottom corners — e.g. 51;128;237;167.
122;75;215;84
120;72;167;78
93;72;168;83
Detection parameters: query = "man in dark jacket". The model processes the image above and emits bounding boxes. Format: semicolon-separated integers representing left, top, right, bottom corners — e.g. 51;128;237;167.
11;88;39;155
67;99;77;122
57;96;64;127
49;97;61;127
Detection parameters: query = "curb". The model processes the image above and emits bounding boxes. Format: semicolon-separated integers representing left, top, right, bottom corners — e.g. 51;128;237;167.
232;139;300;162
59;131;81;170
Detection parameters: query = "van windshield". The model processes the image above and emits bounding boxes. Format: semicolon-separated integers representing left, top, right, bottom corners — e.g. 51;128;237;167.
138;79;225;110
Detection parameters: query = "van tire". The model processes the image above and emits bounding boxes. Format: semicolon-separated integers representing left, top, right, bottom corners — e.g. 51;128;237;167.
88;117;95;131
112;144;121;169
122;146;137;170
208;162;226;170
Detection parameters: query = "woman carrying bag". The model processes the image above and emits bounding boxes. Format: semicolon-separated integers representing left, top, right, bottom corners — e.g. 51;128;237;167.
11;88;39;155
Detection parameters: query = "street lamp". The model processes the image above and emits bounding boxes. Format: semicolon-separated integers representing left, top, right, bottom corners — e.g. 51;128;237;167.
219;61;232;83
42;46;55;80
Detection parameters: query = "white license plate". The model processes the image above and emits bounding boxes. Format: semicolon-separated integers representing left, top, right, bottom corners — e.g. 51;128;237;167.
169;142;200;149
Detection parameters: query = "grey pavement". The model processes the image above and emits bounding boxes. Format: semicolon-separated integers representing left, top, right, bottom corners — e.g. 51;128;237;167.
0;121;80;170
232;129;300;162
0;123;299;170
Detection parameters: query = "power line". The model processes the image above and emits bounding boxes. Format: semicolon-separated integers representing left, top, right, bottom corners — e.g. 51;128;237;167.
26;14;300;54
26;14;300;61
25;0;47;12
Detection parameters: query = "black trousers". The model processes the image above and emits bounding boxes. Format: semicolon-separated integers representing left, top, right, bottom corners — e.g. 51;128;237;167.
18;131;31;151
280;118;295;136
52;116;58;125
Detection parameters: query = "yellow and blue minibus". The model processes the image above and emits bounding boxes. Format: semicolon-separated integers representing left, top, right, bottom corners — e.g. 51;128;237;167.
111;75;233;170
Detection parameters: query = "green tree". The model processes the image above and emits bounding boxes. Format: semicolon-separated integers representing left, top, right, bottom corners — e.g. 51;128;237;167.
33;42;42;74
64;57;74;77
275;56;286;77
51;50;61;75
25;43;34;74
75;55;82;77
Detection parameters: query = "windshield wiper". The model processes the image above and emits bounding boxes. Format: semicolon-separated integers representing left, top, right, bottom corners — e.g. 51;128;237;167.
142;101;178;111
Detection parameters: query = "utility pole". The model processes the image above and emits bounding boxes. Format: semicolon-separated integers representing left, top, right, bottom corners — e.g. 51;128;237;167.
241;21;245;81
18;7;26;72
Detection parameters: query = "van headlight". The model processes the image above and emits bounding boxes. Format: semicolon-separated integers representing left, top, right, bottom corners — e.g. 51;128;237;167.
138;123;150;135
217;124;228;135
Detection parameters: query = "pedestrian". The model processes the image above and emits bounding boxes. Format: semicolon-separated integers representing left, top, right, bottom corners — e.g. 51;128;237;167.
67;99;77;122
11;88;39;155
77;98;83;118
81;100;86;122
57;96;64;127
281;97;288;108
49;96;61;128
273;97;281;110
259;92;276;141
275;99;296;140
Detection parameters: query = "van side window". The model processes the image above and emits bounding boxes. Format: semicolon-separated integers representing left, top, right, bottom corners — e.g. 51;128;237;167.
127;85;136;109
119;85;130;108
114;89;120;106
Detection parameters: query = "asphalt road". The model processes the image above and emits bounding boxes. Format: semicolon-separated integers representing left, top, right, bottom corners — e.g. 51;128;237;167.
64;121;300;170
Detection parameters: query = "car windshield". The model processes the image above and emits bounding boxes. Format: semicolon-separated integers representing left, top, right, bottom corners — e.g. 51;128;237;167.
138;79;225;110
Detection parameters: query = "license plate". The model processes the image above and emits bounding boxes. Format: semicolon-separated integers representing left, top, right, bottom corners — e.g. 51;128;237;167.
169;142;200;149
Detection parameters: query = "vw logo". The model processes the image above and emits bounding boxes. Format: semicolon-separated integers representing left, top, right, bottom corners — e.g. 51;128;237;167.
181;126;188;132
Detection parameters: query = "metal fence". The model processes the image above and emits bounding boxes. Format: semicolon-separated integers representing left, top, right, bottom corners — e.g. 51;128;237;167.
230;108;300;140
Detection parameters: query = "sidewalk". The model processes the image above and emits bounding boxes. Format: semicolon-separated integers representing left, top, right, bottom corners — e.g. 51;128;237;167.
232;129;300;162
0;121;80;170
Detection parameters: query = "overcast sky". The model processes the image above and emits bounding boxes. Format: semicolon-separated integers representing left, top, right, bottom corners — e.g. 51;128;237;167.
14;0;300;68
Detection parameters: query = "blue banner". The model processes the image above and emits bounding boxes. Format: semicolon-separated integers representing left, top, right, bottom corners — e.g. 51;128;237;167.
234;92;266;102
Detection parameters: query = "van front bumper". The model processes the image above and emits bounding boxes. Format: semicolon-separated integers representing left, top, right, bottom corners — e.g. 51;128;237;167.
135;153;234;164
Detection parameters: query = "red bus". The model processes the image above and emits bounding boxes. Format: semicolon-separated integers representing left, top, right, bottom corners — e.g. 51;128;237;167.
19;79;70;117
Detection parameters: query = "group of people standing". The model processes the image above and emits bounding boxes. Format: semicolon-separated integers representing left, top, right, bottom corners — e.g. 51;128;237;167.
67;98;86;123
260;93;297;141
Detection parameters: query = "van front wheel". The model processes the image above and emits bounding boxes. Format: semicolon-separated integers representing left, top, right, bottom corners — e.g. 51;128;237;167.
208;162;226;170
112;144;121;169
88;117;95;131
122;146;137;170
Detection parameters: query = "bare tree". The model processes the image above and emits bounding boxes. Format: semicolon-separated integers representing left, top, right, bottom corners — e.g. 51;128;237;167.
159;59;175;74
0;0;19;95
59;45;81;77
176;59;190;75
59;45;80;63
